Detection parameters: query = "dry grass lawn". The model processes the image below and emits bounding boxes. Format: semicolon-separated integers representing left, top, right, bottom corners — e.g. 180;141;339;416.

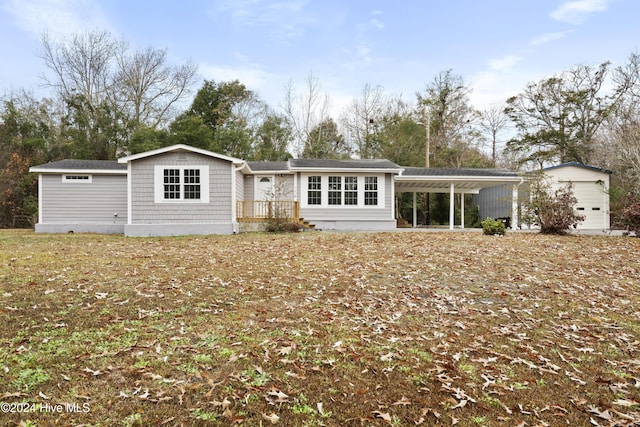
0;230;639;426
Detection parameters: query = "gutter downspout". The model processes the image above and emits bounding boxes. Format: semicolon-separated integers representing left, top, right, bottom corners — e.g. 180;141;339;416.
38;174;43;225
127;162;132;229
231;162;246;234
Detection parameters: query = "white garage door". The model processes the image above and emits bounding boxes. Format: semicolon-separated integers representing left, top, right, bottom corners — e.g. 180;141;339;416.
571;182;606;229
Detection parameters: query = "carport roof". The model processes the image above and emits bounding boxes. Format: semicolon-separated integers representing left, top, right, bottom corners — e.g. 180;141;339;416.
395;167;522;193
402;167;518;177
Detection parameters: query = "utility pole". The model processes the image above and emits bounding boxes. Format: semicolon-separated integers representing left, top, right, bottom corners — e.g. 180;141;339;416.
425;112;431;168
417;113;432;225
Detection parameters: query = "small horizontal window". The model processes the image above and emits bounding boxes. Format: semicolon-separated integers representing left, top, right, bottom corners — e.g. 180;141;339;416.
576;207;585;211
592;207;601;211
62;175;92;183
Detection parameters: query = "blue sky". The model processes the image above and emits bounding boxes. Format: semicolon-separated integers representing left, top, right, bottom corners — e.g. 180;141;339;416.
1;0;638;116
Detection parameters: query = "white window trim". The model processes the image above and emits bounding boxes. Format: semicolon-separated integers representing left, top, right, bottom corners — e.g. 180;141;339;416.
301;174;385;208
62;174;92;183
154;165;210;203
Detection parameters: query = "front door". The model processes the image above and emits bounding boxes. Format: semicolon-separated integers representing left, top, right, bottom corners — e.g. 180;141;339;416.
256;176;274;217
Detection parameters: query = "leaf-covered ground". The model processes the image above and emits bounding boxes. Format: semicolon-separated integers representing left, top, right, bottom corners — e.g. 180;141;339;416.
0;230;639;426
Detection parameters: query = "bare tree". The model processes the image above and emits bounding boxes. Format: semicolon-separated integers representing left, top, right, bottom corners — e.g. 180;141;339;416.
40;30;197;158
340;84;387;158
479;104;509;166
282;71;331;157
40;30;120;111
116;46;197;129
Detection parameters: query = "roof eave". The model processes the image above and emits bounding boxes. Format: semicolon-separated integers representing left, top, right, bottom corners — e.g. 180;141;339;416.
543;163;613;175
118;144;245;164
289;167;403;174
248;170;293;174
29;167;127;174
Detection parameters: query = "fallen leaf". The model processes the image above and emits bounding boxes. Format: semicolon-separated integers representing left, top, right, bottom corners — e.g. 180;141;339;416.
392;396;411;406
277;346;293;355
373;411;392;421
612;398;639;407
451;399;467;409
262;412;280;424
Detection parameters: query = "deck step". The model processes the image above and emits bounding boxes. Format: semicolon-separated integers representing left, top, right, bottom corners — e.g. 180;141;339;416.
298;218;316;230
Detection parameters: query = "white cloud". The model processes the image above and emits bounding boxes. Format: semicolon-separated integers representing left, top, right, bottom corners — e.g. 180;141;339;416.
369;18;384;29
357;43;373;63
469;55;525;109
212;0;314;45
550;0;612;24
1;0;110;39
199;62;278;99
530;31;571;46
488;55;522;71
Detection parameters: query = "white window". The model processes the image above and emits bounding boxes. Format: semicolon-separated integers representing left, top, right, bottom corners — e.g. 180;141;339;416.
364;176;378;206
154;166;209;203
328;176;342;205
63;174;92;183
302;175;383;208
307;176;322;205
344;176;358;205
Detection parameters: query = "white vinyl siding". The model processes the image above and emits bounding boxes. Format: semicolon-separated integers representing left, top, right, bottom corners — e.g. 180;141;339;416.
131;152;232;224
40;174;127;223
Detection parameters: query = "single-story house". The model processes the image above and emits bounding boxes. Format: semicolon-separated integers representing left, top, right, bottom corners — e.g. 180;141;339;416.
33;144;611;236
473;162;612;230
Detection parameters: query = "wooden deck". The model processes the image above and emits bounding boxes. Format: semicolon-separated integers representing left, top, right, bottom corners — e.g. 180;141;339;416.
236;200;300;223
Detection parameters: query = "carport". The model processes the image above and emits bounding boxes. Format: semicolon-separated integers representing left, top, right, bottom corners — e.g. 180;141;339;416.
394;167;524;229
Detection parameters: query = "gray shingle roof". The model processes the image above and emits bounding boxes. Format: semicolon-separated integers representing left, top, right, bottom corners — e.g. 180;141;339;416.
247;161;290;172
402;167;518;177
289;158;401;170
31;159;126;171
543;162;612;174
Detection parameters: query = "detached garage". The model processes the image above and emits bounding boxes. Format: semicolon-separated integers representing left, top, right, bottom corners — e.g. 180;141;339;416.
543;163;612;230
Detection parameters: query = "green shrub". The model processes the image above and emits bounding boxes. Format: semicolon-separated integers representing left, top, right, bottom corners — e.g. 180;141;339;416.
265;218;303;233
481;217;506;235
523;177;584;235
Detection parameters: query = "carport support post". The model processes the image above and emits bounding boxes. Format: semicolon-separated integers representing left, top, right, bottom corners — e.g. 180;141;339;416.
512;183;519;230
460;193;465;229
412;192;417;228
449;183;455;230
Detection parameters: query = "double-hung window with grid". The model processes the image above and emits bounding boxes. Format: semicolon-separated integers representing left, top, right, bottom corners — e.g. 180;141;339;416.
344;176;358;205
307;176;322;205
364;176;378;206
328;176;342;205
155;166;209;203
305;175;381;207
